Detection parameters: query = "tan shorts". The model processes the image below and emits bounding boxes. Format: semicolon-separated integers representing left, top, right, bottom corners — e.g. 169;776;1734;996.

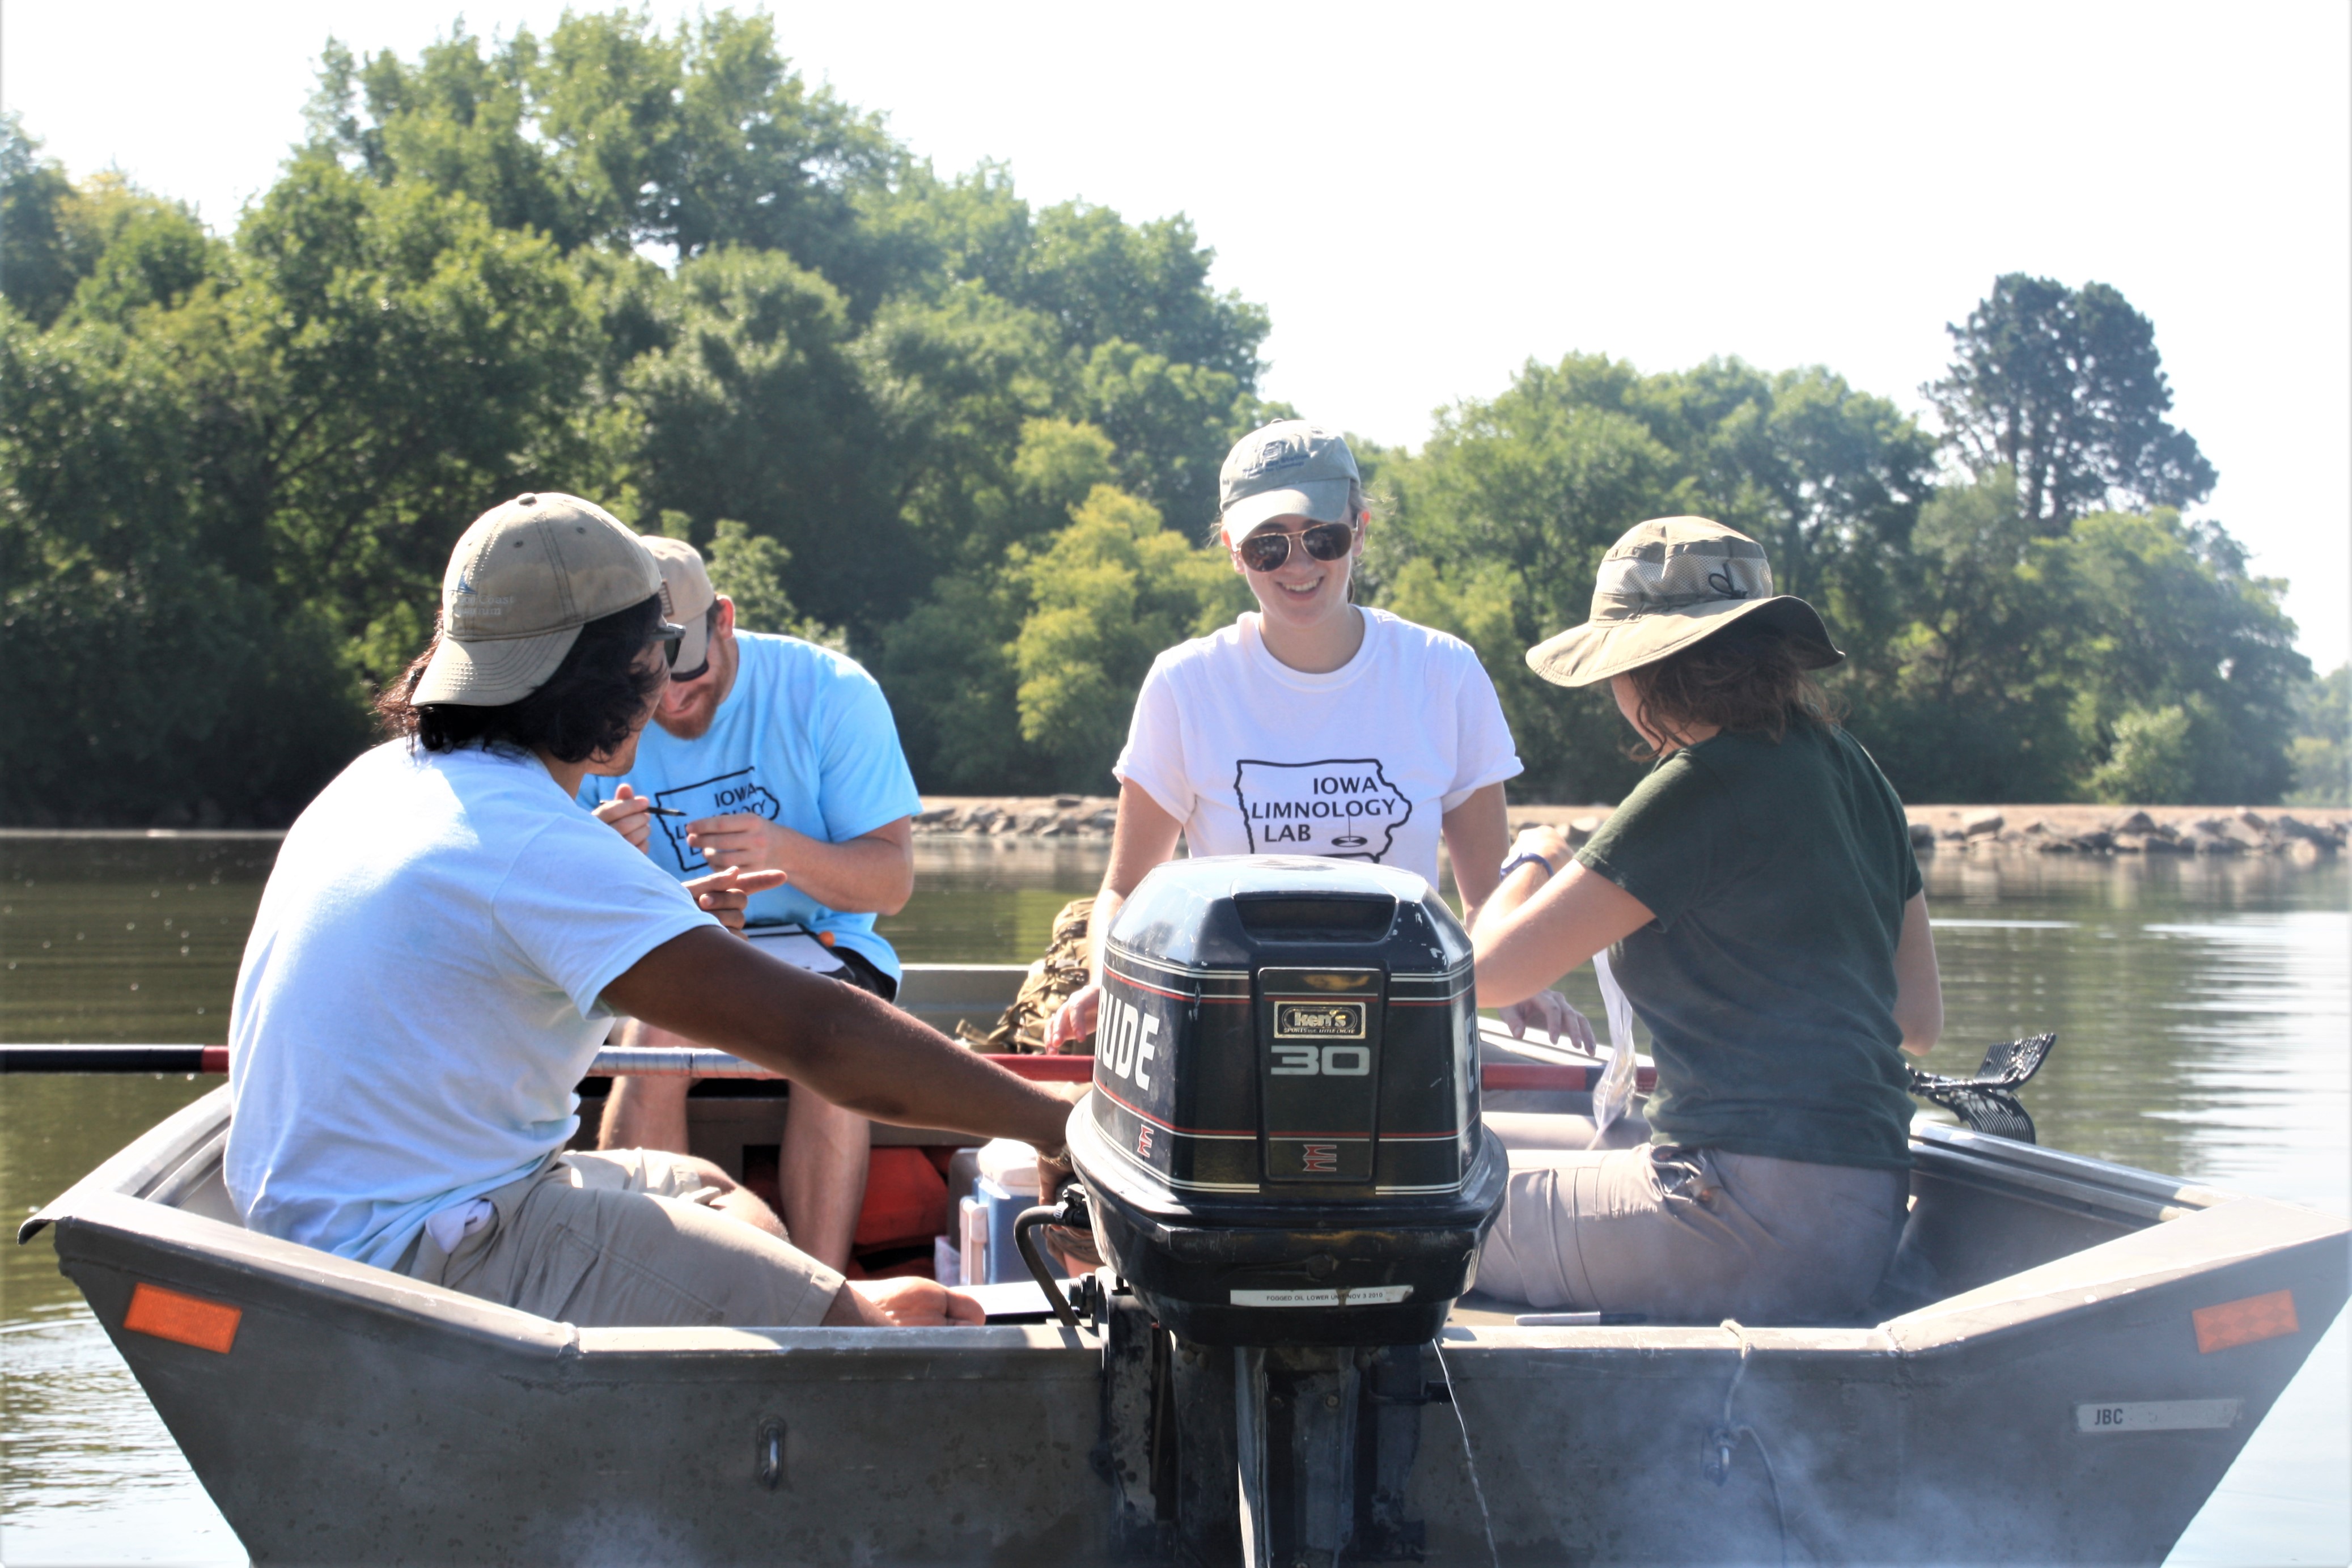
404;1149;845;1330
1476;1142;1906;1325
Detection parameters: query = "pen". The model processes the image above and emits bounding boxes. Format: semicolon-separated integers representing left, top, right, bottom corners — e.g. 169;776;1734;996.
641;804;686;817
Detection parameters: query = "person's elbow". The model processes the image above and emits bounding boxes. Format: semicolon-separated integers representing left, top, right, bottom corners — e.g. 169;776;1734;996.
1471;950;1539;1011
1895;994;1942;1057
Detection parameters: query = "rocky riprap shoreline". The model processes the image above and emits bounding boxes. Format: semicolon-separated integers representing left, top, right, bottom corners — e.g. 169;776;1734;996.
1902;806;2347;859
913;796;1120;838
914;796;2349;859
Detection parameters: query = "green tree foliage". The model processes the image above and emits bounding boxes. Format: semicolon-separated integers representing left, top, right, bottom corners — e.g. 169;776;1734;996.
0;12;1270;820
1010;485;1249;786
1367;354;1934;802
1366;333;2302;806
1926;273;2215;531
2286;666;2349;807
0;28;2318;820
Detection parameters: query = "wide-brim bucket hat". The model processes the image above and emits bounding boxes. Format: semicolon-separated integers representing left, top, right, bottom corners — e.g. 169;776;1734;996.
1525;516;1843;688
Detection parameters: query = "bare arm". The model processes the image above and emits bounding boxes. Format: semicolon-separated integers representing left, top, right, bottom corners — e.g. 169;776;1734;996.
1042;781;1184;1052
1469;846;1656;1010
1892;890;1942;1056
602;927;1070;1151
1087;782;1186;977
1439;782;1510;926
683;815;915;916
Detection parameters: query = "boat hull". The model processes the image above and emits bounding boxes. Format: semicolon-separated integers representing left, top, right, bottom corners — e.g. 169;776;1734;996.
21;966;2350;1565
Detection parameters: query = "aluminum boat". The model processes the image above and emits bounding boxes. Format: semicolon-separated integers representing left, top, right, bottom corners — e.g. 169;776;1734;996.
19;962;2348;1566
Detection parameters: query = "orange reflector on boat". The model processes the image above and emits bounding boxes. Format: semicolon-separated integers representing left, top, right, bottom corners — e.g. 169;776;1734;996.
2193;1289;2298;1354
122;1282;241;1353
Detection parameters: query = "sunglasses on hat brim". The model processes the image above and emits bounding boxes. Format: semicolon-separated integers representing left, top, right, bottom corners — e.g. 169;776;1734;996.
1235;520;1358;573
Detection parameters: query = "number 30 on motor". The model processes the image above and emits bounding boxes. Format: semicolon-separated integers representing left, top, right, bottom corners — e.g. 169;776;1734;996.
1271;1044;1371;1077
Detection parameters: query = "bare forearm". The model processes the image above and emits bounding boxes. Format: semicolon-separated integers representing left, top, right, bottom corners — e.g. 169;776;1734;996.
605;931;1070;1150
769;827;914;914
1091;782;1183;979
1440;783;1509;926
1471;861;1654;1010
1086;887;1128;982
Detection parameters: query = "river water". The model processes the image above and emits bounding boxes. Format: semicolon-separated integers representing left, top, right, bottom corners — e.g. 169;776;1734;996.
2;833;2345;1565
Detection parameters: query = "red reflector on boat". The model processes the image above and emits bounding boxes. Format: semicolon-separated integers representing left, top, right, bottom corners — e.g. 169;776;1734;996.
2193;1289;2298;1354
122;1282;241;1353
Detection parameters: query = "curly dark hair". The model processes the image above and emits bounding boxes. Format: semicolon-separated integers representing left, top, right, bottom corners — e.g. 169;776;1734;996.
1625;621;1842;759
376;595;668;764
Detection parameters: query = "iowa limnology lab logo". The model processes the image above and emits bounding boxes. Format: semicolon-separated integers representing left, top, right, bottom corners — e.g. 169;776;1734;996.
1232;759;1409;862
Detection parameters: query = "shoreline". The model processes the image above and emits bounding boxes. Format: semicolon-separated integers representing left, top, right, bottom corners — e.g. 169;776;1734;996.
5;800;2343;855
902;796;2347;858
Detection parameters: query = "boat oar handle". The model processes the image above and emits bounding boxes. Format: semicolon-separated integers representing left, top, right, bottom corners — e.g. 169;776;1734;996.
0;1045;1652;1092
0;1045;228;1074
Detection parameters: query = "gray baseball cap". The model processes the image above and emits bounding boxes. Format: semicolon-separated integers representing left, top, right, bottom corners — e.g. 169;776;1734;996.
414;493;668;706
1219;420;1359;541
643;535;717;677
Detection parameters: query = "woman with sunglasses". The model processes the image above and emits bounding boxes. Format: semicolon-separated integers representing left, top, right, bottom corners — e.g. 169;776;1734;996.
1046;421;1593;1053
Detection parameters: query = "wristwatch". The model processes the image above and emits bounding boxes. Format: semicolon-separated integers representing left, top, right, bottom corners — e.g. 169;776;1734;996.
1497;851;1556;883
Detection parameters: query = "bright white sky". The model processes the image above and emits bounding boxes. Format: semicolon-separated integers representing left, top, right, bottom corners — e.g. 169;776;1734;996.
7;2;2347;667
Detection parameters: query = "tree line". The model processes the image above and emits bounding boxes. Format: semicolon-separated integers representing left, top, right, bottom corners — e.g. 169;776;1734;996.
1;10;2341;825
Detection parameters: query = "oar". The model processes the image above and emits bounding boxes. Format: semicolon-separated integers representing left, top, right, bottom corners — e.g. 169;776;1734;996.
0;1044;1655;1092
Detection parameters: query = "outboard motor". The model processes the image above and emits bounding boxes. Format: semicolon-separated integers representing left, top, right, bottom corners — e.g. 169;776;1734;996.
1066;857;1507;1563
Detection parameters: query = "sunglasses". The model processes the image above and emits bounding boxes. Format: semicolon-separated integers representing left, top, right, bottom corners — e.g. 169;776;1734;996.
651;620;685;669
668;603;721;683
1236;520;1358;574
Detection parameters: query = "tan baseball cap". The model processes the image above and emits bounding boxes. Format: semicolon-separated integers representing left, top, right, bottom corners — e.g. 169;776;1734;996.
1219;420;1359;541
414;493;668;706
1524;516;1843;688
643;536;717;678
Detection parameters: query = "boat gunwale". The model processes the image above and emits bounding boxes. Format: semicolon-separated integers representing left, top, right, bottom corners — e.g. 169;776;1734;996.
24;1078;2346;1364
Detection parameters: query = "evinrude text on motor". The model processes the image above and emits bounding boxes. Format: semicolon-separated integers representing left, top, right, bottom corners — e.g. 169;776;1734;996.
1065;858;1507;1564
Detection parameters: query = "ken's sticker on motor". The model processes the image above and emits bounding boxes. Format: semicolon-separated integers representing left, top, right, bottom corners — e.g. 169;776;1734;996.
1275;1001;1364;1040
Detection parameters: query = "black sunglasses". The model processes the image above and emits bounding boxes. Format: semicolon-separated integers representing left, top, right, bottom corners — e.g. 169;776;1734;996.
668;603;721;683
1236;520;1358;573
650;620;685;669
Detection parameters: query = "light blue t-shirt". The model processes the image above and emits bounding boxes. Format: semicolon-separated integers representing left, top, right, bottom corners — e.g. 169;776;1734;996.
226;741;717;1269
578;632;923;980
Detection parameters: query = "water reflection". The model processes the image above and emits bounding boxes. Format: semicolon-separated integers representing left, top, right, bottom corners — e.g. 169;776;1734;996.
1;833;2343;1565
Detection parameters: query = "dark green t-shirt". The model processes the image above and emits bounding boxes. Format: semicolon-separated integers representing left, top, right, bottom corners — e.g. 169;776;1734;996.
1576;723;1922;1169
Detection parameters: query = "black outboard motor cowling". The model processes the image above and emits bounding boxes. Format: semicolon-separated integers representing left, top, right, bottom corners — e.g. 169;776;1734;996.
1070;857;1507;1346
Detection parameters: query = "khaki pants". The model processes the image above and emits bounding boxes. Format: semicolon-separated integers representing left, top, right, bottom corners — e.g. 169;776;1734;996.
1476;1143;1906;1325
405;1149;844;1329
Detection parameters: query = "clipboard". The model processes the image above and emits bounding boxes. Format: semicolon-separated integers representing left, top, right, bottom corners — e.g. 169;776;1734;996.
743;925;850;977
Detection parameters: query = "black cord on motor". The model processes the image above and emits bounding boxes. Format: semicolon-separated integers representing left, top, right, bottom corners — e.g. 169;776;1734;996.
1013;1184;1092;1329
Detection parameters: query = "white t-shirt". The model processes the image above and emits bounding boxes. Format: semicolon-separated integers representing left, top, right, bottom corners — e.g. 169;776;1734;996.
224;741;717;1270
1113;608;1522;887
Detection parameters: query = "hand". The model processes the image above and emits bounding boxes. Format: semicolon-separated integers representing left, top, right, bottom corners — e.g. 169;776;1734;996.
1497;988;1597;1052
1031;1150;1107;1271
1509;824;1573;874
1044;982;1100;1054
824;1277;985;1327
594;783;654;854
685;812;786;874
683;866;790;934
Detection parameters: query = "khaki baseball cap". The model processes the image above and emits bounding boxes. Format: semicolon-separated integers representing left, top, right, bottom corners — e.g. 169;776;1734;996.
643;536;717;678
414;493;668;706
1524;516;1843;688
1219;420;1359;541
